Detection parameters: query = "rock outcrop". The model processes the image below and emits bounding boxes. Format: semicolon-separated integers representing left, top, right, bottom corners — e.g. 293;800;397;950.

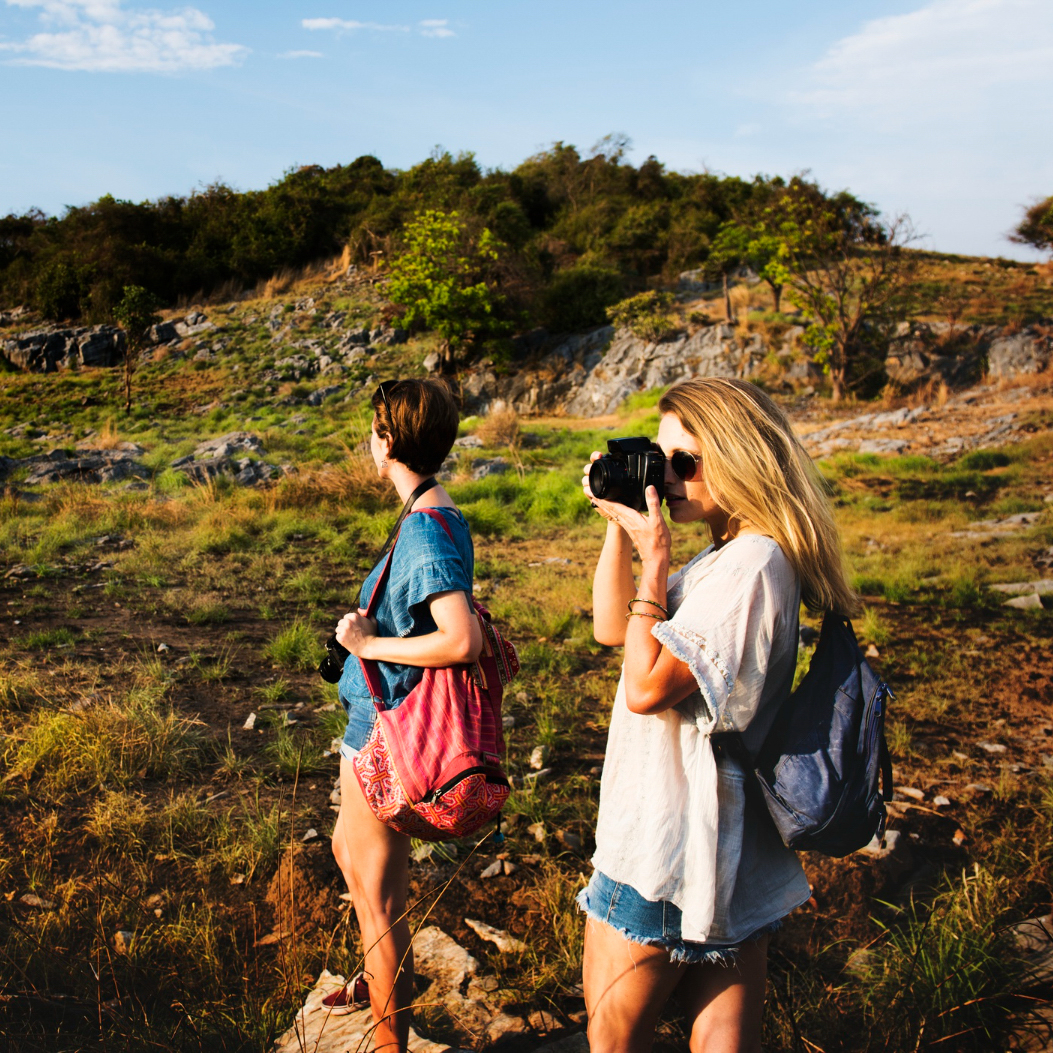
172;431;277;486
0;325;126;372
461;324;765;417
0;444;149;486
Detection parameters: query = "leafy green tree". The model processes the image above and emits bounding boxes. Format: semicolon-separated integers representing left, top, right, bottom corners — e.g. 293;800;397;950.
761;180;917;400
744;231;790;313
1010;196;1053;255
704;223;751;321
113;285;161;412
386;209;506;370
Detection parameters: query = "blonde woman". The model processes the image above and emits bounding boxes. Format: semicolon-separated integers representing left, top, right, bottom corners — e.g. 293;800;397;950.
579;378;858;1053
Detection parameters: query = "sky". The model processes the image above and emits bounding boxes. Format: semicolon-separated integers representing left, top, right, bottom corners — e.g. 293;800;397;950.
1;0;1051;261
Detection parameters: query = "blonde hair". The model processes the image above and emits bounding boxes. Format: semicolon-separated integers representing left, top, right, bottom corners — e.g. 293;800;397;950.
659;378;860;616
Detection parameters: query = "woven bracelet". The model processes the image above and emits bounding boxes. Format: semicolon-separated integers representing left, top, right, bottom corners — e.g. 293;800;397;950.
628;597;669;617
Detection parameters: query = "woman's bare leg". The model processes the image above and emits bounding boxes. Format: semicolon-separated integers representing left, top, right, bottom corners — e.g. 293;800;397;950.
678;934;770;1053
331;756;413;1052
582;915;685;1053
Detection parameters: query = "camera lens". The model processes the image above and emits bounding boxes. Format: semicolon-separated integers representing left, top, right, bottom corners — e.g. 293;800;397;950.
589;457;629;503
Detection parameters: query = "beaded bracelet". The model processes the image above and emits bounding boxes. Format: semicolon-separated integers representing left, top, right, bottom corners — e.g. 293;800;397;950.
625;610;665;621
628;597;669;617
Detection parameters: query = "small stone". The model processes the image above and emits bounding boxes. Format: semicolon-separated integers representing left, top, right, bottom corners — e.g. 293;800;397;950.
502;715;515;729
514;690;529;704
858;829;903;859
524;767;553;786
953;828;968;847
113;930;134;954
145;893;164;909
339;892;354;903
933;795;951;807
526;822;545;843
153;908;162;918
329;787;341;805
464;916;527;953
480;860;503;879
528;1009;560;1033
301;828;318;842
19;893;55;910
230;873;246;885
529;744;550;770
952;751;969;762
965;782;992;796
521;854;542;865
242;712;256;731
1005;593;1043;610
556;829;583;852
502;860;518;876
978;741;1007;754
864;644;880;659
1041;755;1053;768
896;787;925;801
157;642;170;653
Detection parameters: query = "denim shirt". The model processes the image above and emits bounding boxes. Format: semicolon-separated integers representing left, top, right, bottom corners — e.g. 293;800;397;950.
337;507;474;720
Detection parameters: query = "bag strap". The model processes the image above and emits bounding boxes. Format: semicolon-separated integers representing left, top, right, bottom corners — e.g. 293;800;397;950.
357;504;461;710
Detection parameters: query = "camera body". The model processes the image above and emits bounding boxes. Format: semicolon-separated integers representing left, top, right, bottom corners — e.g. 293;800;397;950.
318;634;351;684
589;437;665;512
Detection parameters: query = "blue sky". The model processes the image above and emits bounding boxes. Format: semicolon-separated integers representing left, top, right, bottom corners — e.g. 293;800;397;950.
1;0;1051;260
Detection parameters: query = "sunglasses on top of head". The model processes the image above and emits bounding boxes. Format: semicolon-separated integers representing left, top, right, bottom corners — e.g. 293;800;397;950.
669;449;701;481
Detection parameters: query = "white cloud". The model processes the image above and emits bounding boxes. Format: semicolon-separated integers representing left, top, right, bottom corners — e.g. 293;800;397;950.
419;19;454;38
302;18;408;33
301;15;455;38
278;49;322;59
0;0;247;72
795;0;1053;120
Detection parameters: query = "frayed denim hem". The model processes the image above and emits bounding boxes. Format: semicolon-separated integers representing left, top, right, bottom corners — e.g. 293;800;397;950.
576;886;781;967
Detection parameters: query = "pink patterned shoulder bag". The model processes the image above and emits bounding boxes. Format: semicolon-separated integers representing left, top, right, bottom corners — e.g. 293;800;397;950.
352;508;519;841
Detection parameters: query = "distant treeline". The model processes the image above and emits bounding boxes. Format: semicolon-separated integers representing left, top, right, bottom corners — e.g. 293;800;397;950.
0;144;852;330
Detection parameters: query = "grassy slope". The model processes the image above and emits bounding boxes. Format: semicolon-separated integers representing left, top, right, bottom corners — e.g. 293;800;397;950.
0;272;1051;1051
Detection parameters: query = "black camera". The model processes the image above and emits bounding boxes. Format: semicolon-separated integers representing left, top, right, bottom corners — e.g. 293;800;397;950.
318;634;351;684
589;437;665;512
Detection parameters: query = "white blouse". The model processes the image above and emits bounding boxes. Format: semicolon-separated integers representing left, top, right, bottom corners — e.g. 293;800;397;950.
590;534;811;944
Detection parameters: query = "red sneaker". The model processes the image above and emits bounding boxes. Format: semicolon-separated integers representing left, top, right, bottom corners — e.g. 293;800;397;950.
321;972;370;1015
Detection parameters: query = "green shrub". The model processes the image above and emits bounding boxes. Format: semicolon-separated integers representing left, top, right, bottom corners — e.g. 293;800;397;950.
957;449;1012;470
606;291;678;342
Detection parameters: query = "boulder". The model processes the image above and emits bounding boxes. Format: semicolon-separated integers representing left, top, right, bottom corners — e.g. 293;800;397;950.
988;328;1052;376
0;325;126;372
20;446;148;486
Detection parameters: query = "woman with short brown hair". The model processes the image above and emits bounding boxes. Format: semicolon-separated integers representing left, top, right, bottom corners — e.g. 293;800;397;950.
325;378;479;1052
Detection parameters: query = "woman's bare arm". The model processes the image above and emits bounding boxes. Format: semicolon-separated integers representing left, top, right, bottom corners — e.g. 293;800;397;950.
592;521;637;645
335;589;483;667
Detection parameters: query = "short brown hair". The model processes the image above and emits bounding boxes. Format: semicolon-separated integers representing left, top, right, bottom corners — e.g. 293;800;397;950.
371;378;459;474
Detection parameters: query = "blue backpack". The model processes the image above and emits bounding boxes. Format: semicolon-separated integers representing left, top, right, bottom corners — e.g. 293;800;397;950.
717;612;894;857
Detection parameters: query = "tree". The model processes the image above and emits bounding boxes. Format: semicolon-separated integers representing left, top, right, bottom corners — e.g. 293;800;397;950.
762;181;917;400
1010;196;1053;255
744;231;789;313
704;222;751;321
112;285;161;413
386;209;506;370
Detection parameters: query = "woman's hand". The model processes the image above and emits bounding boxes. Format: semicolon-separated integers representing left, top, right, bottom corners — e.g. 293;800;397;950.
591;485;671;568
335;608;378;657
581;451;603;502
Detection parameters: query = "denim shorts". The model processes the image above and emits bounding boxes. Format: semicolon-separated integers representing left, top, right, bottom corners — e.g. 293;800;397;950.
340;694;377;756
576;869;780;966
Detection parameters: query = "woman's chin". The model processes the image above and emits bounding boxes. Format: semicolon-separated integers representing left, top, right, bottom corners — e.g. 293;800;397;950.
665;500;700;524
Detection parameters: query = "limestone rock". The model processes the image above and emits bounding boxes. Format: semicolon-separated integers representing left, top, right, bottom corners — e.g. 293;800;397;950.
413;925;478;996
272;969;465;1053
988;328;1052;377
0;325;126;372
21;446;148;486
1005;593;1044;610
464;917;527;953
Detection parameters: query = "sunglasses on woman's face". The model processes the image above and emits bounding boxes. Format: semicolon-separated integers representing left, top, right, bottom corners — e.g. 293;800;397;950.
670;449;701;481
